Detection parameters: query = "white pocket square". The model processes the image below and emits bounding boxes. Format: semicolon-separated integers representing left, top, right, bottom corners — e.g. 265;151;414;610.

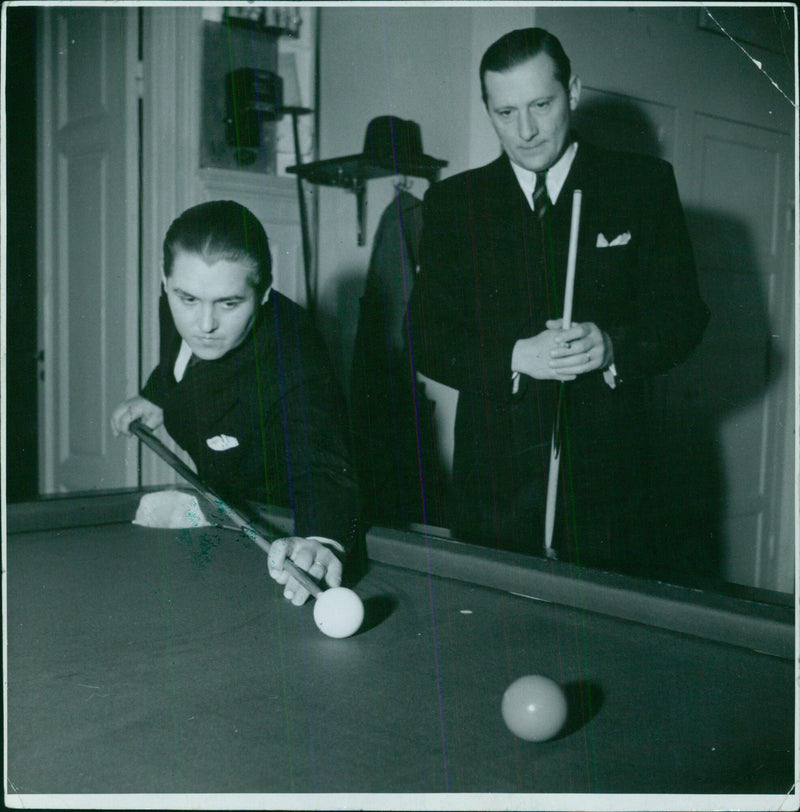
206;434;240;451
597;231;631;247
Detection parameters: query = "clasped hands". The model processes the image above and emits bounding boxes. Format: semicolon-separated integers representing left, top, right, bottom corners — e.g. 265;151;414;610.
512;319;613;381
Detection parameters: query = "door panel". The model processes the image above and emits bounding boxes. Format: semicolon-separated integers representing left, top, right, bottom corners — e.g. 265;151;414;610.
687;116;791;585
38;7;139;492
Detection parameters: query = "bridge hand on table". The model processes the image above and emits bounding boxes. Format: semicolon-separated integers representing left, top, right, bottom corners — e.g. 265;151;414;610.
267;536;363;638
267;537;343;606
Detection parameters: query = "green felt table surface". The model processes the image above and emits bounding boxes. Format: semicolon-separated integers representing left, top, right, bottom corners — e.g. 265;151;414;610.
4;497;796;802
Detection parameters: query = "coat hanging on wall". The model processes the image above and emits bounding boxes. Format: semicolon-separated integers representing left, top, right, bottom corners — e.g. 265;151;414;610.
349;186;448;528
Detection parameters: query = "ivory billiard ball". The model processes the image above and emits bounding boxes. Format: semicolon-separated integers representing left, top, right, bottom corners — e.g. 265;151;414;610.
501;675;568;741
312;587;364;638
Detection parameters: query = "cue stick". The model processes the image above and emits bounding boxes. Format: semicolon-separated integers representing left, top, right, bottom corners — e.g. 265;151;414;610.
129;420;323;598
543;189;582;559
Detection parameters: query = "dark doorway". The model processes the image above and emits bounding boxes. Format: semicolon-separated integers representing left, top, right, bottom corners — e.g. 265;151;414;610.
6;7;39;501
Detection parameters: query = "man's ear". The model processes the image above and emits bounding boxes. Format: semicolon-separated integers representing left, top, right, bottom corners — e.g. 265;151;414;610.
161;270;167;291
568;74;582;111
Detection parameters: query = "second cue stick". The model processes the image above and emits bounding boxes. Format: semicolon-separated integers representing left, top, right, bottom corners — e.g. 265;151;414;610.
129;420;323;598
543;189;582;557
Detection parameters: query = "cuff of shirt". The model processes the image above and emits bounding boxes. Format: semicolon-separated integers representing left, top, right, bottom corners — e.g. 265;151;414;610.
514;363;617;391
603;363;618;389
307;535;346;555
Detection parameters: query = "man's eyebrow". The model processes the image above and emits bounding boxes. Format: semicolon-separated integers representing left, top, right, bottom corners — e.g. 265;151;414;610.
170;287;246;302
492;93;555;110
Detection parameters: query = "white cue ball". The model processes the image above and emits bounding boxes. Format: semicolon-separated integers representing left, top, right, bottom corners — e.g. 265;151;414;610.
313;587;364;638
501;675;568;742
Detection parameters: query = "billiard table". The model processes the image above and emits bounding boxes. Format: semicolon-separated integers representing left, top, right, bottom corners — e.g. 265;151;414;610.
4;490;796;808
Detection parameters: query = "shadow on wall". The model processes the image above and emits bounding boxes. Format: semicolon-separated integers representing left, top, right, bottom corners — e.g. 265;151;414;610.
651;209;778;584
572;94;665;159
316;268;365;395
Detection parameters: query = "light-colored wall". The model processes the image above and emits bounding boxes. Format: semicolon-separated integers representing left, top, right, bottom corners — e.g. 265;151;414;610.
314;6;537;386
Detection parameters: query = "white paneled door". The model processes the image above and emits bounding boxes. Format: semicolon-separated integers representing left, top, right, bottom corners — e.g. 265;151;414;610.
687;116;794;588
37;7;140;493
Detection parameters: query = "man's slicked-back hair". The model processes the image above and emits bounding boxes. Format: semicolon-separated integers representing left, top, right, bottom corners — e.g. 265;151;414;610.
163;200;272;300
480;27;572;104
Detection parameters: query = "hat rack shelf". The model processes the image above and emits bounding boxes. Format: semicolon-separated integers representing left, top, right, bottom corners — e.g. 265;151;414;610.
287;116;446;318
288;153;446;246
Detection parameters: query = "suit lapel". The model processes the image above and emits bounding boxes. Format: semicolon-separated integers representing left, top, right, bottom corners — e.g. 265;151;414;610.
482;155;531;236
559;139;605;248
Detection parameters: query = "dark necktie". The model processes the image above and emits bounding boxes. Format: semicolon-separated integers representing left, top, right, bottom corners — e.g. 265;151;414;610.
532;171;551;220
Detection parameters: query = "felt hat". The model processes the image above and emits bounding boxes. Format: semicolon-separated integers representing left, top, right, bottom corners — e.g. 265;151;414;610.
359;116;447;176
289;115;447;184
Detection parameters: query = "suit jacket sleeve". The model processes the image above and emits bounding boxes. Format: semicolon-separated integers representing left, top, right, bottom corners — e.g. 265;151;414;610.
272;329;360;548
408;177;521;399
596;159;709;382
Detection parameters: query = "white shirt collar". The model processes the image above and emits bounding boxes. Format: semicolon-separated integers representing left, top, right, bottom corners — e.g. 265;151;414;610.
510;141;579;209
173;340;193;382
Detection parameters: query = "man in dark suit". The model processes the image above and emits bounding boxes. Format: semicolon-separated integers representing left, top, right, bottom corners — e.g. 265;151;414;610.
111;201;361;605
408;28;709;573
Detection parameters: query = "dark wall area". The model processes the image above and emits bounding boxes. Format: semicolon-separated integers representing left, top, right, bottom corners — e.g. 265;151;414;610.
6;7;39;500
